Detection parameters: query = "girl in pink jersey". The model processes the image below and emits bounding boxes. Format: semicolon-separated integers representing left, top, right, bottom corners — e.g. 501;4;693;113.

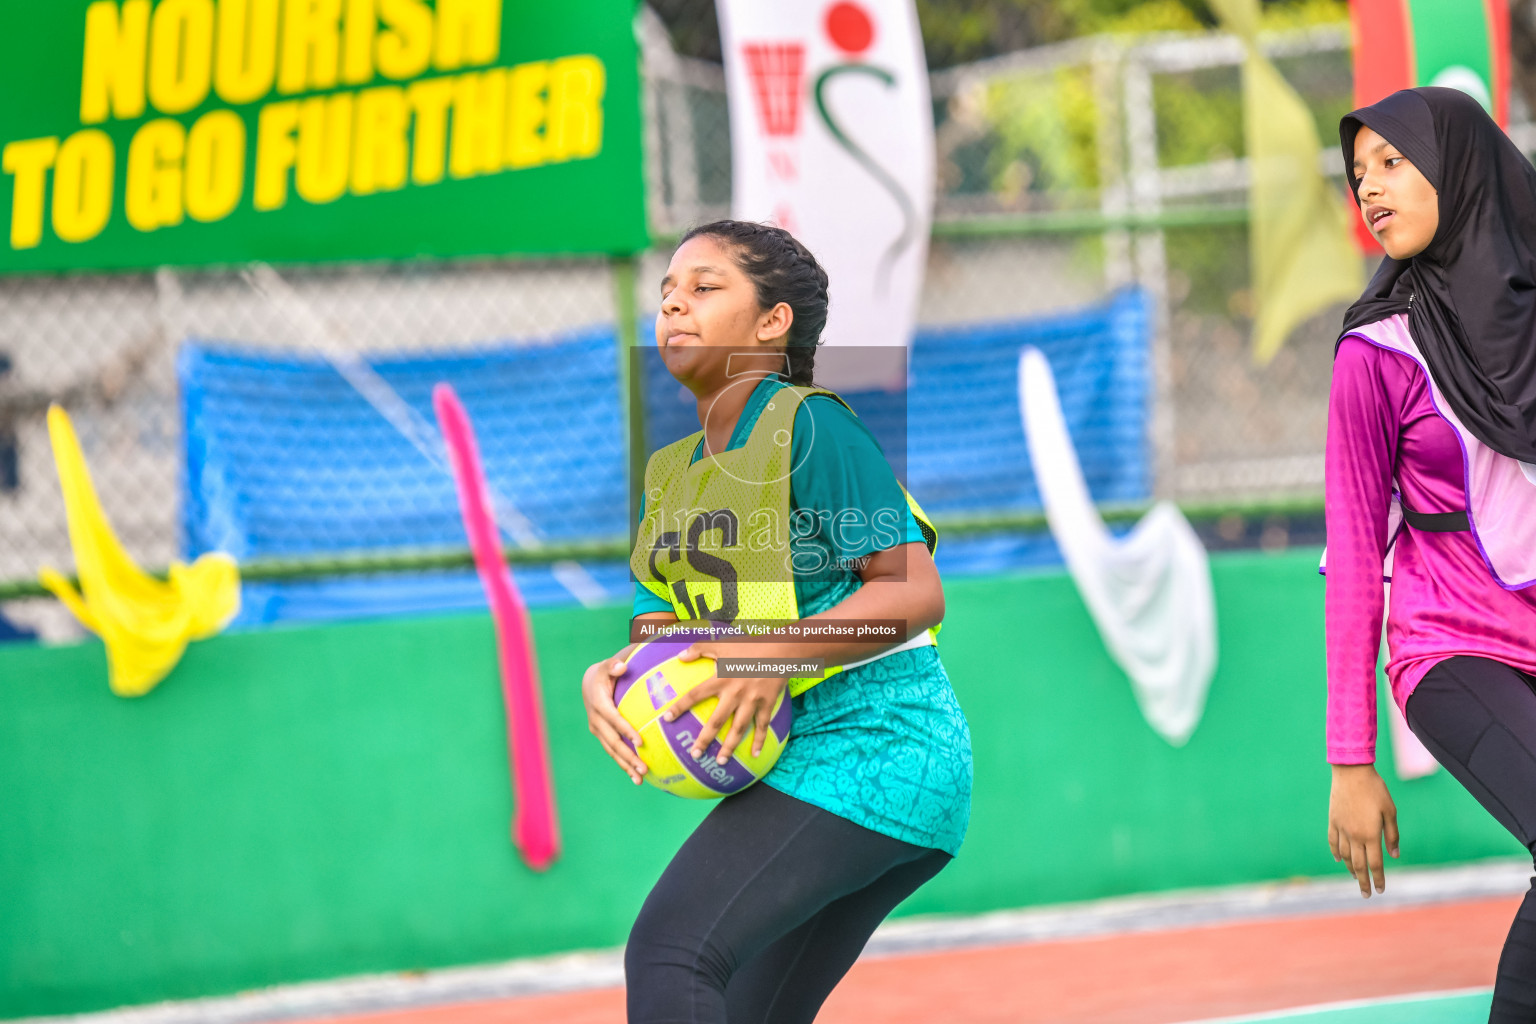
1327;87;1536;1020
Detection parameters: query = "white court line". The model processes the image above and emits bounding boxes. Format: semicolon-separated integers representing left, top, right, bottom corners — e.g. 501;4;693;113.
1170;986;1492;1023
6;859;1526;1024
0;950;627;1024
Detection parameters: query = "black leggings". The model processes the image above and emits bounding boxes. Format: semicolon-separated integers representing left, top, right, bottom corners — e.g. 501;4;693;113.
624;781;950;1024
1406;656;1536;1022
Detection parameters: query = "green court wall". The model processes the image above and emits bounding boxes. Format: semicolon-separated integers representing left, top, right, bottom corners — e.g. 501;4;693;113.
0;549;1520;1017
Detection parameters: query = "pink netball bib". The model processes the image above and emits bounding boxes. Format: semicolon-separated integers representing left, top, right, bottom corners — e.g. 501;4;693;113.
1346;314;1536;590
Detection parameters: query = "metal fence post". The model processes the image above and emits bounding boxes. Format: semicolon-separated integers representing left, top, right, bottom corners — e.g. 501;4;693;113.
1094;38;1133;292
1123;53;1176;501
612;254;648;524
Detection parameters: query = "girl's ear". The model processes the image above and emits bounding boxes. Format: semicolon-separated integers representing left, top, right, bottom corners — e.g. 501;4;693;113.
756;301;794;343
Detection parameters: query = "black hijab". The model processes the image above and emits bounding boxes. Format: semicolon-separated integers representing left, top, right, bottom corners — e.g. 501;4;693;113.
1339;86;1536;463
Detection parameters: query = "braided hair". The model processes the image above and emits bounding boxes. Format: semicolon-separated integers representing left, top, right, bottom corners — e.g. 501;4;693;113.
679;220;829;386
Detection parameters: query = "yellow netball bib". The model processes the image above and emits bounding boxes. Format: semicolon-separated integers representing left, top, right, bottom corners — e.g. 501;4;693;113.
630;381;939;696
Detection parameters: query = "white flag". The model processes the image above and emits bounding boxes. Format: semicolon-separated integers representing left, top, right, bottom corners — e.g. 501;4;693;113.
717;0;933;390
1019;347;1219;746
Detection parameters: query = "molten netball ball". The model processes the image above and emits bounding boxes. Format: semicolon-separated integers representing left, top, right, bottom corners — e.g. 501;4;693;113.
612;627;792;799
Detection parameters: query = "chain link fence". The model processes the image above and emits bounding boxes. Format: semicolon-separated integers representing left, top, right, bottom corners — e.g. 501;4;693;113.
5;6;1532;640
1;260;623;637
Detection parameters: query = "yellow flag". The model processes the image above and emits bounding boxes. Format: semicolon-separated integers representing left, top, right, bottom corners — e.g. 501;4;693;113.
39;405;239;697
1209;0;1363;364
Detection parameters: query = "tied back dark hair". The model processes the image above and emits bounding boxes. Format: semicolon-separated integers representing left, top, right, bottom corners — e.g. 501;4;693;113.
680;220;829;386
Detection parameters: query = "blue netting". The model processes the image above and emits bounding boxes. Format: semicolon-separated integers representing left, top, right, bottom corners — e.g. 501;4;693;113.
907;287;1149;513
180;288;1149;626
181;326;626;560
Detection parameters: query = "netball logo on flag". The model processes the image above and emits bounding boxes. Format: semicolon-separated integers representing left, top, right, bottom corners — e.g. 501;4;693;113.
742;42;805;136
741;40;805;229
719;0;934;391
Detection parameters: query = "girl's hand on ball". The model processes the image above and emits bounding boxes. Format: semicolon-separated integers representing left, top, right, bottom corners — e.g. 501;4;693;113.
671;642;786;762
582;650;647;784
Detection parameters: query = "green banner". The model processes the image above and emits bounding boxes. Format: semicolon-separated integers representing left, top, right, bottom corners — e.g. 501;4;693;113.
0;0;648;273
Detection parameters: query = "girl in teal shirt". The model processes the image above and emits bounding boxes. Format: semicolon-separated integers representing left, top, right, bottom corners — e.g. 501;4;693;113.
580;221;971;1023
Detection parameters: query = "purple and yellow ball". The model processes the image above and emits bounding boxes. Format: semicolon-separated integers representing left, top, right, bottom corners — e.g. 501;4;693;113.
612;629;793;799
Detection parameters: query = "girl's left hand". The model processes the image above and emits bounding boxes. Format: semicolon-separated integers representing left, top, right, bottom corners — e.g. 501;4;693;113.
665;642;789;764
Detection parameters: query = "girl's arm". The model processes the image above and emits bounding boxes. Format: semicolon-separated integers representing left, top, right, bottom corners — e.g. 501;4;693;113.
666;541;941;765
1324;336;1405;897
784;540;943;665
1324;337;1400;764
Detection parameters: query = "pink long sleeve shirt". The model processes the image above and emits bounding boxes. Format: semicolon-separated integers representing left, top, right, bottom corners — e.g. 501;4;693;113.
1324;334;1536;764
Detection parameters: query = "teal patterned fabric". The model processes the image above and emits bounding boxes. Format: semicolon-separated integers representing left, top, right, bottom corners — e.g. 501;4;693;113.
764;645;971;856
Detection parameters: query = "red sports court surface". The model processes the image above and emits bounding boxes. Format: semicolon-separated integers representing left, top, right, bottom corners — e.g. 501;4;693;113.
281;895;1518;1024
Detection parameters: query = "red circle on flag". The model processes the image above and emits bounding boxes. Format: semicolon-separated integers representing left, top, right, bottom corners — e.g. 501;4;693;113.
825;2;875;55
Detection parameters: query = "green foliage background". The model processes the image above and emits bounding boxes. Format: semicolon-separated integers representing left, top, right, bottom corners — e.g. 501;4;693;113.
934;0;1349;199
916;0;1352;318
915;0;1346;68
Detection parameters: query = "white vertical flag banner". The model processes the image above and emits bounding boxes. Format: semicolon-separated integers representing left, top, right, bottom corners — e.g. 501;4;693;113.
717;0;934;390
1019;347;1219;746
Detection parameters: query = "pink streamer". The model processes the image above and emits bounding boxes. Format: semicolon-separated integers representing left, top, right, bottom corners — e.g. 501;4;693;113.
433;384;560;871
